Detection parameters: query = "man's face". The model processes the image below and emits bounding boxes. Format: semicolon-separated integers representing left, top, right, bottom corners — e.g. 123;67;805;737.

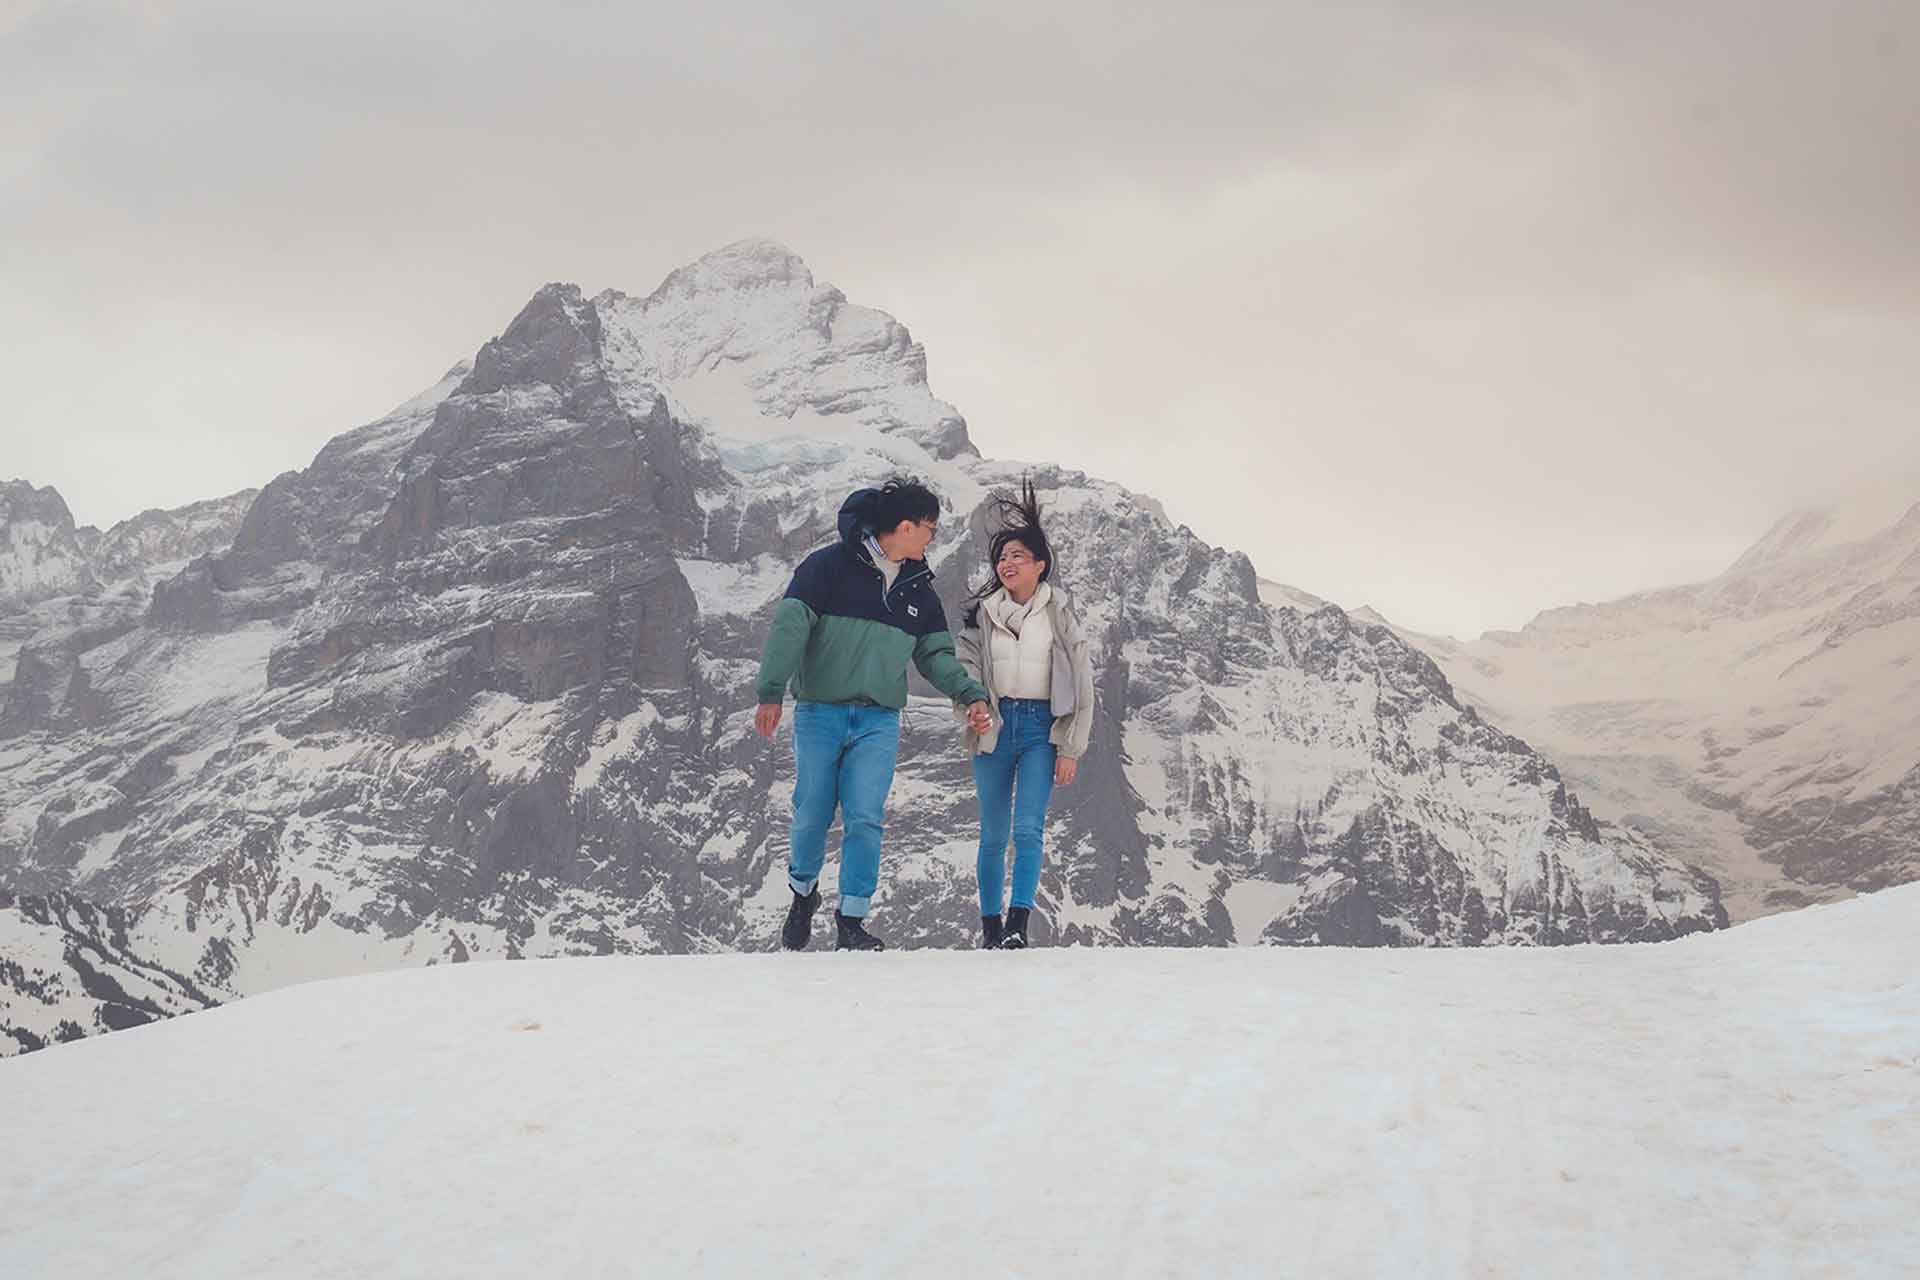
887;517;938;561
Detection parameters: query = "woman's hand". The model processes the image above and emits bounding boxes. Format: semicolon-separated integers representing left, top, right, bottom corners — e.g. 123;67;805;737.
965;701;992;733
1054;756;1078;786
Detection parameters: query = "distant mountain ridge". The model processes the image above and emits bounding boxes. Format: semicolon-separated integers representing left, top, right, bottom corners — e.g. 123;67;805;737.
1390;478;1920;921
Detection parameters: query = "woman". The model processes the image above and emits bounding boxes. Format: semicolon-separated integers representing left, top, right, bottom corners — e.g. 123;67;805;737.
955;479;1097;949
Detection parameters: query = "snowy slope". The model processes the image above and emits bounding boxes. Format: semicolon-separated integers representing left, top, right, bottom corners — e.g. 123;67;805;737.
1395;479;1920;922
4;882;1914;1278
0;891;219;1054
1;241;1725;1057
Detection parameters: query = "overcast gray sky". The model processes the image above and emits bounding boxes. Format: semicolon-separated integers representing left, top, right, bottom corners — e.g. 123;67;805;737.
4;0;1916;637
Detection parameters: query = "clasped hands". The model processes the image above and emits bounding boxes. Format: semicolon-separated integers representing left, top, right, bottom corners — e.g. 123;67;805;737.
752;699;993;738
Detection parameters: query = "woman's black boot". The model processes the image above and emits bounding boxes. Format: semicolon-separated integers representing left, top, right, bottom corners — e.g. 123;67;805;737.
999;906;1031;949
981;914;1004;949
834;912;886;951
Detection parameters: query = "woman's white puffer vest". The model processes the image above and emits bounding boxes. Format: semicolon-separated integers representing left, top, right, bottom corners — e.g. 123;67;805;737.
984;584;1057;699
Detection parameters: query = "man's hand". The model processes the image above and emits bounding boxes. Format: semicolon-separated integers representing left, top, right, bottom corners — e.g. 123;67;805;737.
754;703;783;739
965;701;992;734
1054;756;1078;786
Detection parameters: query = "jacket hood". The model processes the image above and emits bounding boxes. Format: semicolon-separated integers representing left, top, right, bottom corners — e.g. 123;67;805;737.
837;488;880;546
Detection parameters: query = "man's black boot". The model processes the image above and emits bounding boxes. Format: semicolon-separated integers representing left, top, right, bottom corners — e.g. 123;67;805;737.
981;914;1004;949
999;906;1031;949
834;912;886;952
782;887;821;951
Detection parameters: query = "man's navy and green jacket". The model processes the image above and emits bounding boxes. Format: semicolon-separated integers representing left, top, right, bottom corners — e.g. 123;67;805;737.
755;490;991;711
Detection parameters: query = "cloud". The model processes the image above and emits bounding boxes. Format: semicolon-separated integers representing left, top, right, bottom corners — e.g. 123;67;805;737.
3;0;1916;635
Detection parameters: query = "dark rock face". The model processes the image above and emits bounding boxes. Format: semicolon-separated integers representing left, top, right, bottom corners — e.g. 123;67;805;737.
0;240;1727;1055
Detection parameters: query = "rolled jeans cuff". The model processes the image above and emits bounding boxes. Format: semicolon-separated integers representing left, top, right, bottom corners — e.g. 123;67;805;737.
838;894;872;919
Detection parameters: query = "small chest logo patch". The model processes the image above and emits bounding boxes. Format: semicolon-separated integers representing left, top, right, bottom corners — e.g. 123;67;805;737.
907;605;920;617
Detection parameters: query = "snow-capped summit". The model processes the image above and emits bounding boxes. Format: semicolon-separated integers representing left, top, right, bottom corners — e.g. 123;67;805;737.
597;239;974;459
644;236;816;301
3;242;1726;1056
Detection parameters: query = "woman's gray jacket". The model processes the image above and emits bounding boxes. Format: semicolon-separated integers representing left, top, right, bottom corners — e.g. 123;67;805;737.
953;587;1096;759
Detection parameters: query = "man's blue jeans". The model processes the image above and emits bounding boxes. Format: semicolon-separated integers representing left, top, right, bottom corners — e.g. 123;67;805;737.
973;696;1058;917
788;700;901;919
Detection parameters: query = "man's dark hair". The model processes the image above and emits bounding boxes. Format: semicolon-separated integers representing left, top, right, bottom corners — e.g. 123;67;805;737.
870;475;941;532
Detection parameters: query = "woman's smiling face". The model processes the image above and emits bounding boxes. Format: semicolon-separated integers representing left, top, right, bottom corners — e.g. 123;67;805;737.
996;537;1047;599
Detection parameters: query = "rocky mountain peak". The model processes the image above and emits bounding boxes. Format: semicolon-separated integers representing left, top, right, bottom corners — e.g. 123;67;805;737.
0;479;71;517
0;480;97;609
468;283;604;399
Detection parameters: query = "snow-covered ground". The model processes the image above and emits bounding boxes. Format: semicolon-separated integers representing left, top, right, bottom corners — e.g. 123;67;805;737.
7;885;1913;1277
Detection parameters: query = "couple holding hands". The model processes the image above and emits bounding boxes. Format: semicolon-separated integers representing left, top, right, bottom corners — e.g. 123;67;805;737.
753;476;1095;951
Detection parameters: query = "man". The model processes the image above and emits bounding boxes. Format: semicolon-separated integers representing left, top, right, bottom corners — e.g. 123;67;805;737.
754;477;993;951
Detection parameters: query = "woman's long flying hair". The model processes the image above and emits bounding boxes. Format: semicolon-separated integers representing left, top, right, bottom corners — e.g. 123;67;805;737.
963;476;1055;628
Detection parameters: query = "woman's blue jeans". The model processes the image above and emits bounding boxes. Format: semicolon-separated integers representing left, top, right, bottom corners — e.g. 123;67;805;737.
788;700;900;919
973;697;1058;917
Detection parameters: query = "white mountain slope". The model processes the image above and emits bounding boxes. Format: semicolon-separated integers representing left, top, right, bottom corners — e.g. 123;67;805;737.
3;882;1914;1278
2;240;1724;1057
1392;476;1920;923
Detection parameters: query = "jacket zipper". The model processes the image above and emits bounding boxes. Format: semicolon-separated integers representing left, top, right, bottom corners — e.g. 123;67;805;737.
867;548;931;616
